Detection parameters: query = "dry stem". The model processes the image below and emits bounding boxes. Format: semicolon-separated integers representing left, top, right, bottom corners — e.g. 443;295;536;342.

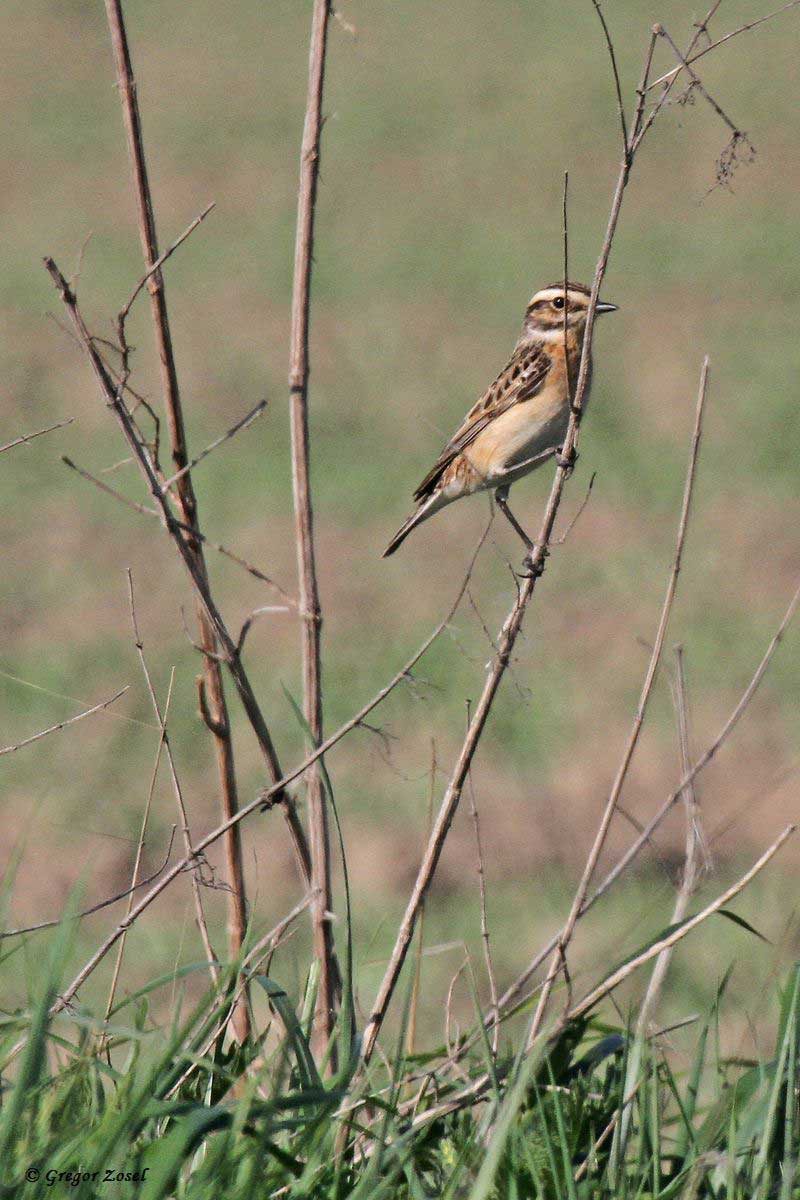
45;257;313;888
525;357;709;1048
360;41;646;1064
566;825;794;1023
493;574;800;1030
37;541;483;1022
103;0;249;1039
615;645;703;1160
127;573;218;985
287;0;336;1059
104;670;176;1021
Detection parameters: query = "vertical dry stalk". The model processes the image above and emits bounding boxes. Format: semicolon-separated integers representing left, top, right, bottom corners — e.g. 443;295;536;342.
526;358;709;1050
287;0;336;1056
103;0;249;1038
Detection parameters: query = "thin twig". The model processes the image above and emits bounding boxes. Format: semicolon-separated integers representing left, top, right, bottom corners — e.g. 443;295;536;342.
63;455;159;517
0;827;176;940
465;715;498;1056
104;672;176;1023
566;825;794;1023
525;357;709;1049
117;202;215;327
590;0;629;156
45;258;313;894
615;645;703;1161
0;419;73;455
127;572;219;986
236;605;292;656
0;687;128;757
408;739;436;1059
288;0;336;1059
552;471;596;546
62;455;294;599
494;573;800;1028
38;538;484;1022
646;2;800;91
161;397;267;491
630;29;658;145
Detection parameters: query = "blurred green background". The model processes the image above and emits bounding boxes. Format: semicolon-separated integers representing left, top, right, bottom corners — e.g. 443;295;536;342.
1;0;799;1053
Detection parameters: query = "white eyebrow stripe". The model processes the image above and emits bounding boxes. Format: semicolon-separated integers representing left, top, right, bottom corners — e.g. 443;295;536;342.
528;288;589;307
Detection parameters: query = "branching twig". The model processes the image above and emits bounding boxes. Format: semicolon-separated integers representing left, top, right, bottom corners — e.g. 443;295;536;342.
566;825;794;1024
631;2;724;155
127;572;219;984
36;540;484;1023
655;22;750;139
525;357;709;1049
45;258;313;893
493;574;800;1029
646;2;800;92
62;454;294;599
360;76;674;1060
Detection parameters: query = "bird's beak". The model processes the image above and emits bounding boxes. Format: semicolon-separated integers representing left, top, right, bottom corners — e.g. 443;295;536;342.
595;300;619;314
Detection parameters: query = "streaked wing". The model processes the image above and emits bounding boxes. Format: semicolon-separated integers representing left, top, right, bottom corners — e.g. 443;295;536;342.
412;343;552;501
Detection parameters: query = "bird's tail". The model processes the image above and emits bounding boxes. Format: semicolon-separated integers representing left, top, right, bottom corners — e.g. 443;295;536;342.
382;492;447;557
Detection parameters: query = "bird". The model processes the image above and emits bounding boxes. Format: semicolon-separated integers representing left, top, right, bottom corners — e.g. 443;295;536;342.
382;280;618;561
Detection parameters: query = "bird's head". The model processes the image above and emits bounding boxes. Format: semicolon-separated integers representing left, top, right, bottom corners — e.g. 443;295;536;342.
520;281;618;344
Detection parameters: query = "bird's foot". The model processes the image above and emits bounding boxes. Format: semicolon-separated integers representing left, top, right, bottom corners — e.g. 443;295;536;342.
520;546;548;580
555;445;578;472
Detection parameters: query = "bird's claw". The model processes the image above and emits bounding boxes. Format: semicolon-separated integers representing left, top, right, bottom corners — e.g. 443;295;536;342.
555;445;578;472
520;547;548;579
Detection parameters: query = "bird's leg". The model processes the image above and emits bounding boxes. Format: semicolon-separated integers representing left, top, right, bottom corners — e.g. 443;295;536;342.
494;482;532;549
495;485;549;579
494;485;533;550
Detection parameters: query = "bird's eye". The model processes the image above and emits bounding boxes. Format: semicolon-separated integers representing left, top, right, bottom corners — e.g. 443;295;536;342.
552;296;565;310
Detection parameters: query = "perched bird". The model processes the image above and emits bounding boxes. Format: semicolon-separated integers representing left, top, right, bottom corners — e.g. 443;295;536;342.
383;281;617;560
